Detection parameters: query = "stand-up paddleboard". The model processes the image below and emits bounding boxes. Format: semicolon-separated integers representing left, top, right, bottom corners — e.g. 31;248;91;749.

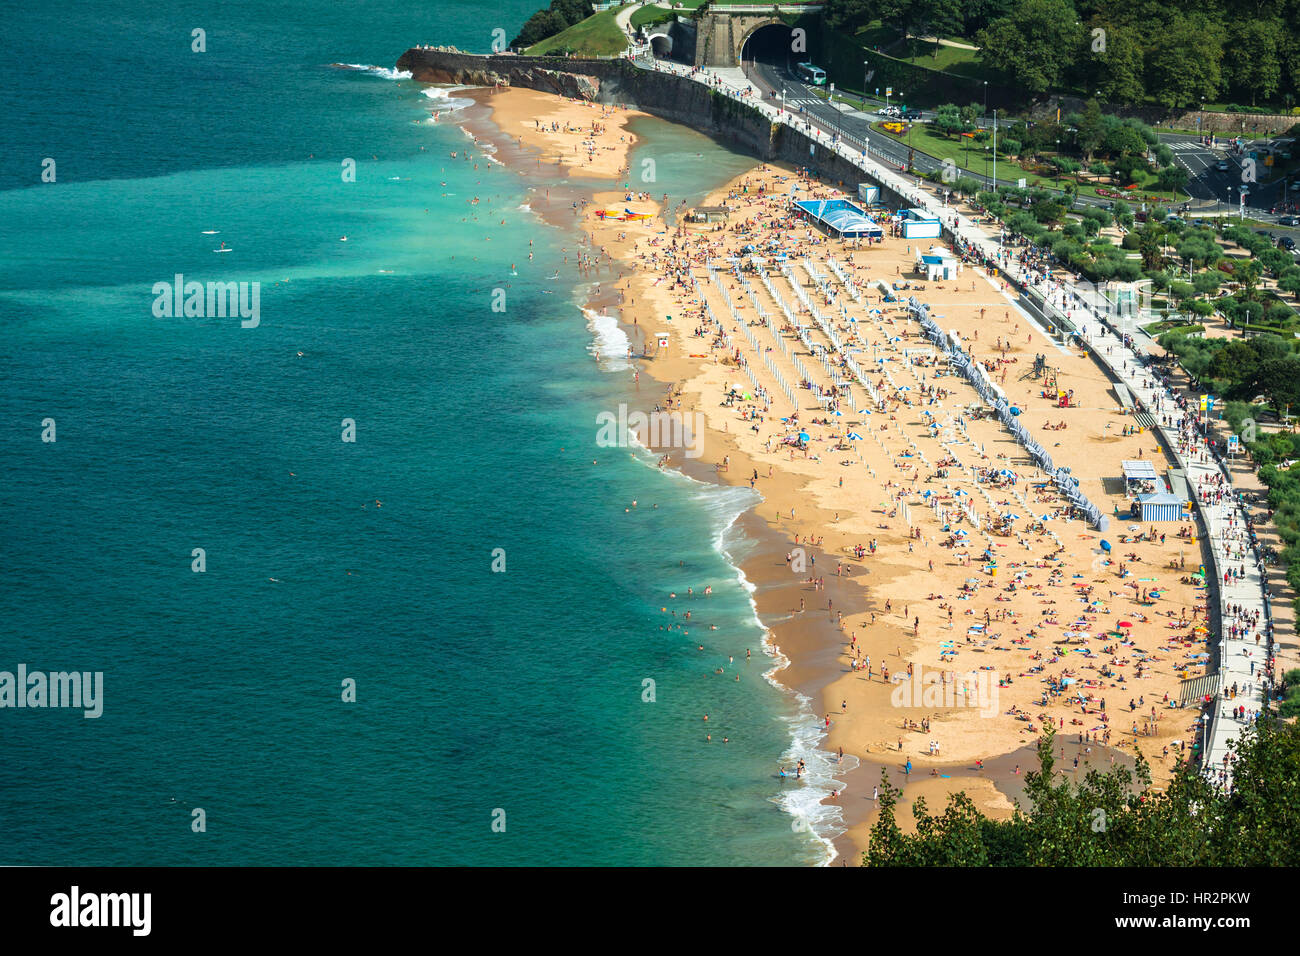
201;230;220;235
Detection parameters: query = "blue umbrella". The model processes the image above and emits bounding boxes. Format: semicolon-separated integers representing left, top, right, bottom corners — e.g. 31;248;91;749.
1100;540;1112;552
798;431;811;441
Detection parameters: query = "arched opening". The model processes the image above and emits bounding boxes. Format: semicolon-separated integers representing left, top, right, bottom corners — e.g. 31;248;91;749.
739;22;794;71
650;34;673;59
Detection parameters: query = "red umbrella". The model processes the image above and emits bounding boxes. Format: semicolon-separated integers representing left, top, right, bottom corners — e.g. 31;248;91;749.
1118;621;1133;628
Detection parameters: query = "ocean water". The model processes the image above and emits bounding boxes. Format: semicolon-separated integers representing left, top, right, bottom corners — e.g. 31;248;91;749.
0;0;834;865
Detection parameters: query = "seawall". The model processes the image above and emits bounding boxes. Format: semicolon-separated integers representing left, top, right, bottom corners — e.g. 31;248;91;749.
396;48;911;204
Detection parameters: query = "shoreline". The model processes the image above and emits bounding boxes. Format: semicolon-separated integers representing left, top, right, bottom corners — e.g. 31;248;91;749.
445;82;1209;866
449;84;863;861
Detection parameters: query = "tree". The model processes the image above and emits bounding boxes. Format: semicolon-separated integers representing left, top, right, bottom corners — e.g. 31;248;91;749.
864;721;1300;866
1156;164;1188;194
1111;199;1132;228
1137;223;1164;271
1258;358;1300;413
1144;14;1225;109
511;1;591;48
1257;247;1293;278
1192;270;1222;298
932;103;963;138
823;0;883;32
1085;22;1146;105
1278;268;1300;297
878;0;964;47
1224;19;1285;106
1076;98;1104;161
1237;259;1264;303
976;0;1083;93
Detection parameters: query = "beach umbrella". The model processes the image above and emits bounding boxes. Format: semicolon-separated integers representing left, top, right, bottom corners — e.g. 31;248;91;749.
798;431;810;441
1100;540;1112;552
1118;621;1133;629
847;431;863;440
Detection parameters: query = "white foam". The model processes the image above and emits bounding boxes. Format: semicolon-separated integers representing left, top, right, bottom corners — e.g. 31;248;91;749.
772;707;860;866
622;424;843;863
334;63;412;80
422;85;475;111
582;307;632;371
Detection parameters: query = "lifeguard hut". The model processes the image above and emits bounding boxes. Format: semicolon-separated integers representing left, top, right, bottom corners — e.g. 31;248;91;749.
901;208;942;239
916;245;960;280
1134;492;1186;522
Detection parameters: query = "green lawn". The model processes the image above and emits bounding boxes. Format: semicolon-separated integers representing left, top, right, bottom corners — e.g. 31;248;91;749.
526;6;630;57
629;5;673;29
852;19;901;50
871;121;1184;203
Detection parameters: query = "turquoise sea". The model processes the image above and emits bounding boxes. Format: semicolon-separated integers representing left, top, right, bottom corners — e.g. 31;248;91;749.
0;0;837;865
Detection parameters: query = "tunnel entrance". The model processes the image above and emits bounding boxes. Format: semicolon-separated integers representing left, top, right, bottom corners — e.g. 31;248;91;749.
739;22;796;69
650;34;672;59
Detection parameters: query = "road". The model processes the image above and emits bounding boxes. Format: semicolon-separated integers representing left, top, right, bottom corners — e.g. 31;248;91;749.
628;49;1300;252
736;47;1300;226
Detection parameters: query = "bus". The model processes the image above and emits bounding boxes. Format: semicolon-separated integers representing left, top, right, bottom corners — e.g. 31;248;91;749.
795;62;826;85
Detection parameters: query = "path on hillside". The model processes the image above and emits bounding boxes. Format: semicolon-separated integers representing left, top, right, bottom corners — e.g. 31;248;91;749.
905;34;979;50
614;2;644;39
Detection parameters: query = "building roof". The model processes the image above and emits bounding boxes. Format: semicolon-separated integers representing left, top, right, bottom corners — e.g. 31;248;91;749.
1121;460;1160;481
793;199;882;236
1137;492;1183;505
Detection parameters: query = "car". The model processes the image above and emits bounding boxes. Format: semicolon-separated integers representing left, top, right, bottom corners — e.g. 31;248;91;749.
1278;215;1300;226
1165;215;1184;225
1216;160;1230;172
1279;236;1296;251
877;107;892;116
902;108;922;121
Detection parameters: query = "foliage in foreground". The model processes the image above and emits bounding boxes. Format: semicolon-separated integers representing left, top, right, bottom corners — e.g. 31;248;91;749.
864;721;1300;866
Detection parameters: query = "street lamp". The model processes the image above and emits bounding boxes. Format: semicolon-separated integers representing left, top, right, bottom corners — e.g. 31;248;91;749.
983;80;988;118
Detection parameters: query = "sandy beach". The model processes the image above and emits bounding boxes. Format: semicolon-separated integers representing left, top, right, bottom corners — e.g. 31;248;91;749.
459;85;1216;864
